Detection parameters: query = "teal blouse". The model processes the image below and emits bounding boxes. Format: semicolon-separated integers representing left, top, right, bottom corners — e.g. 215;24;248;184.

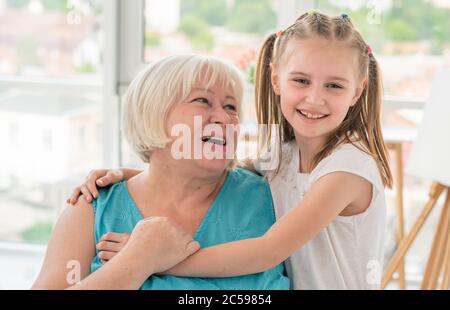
91;168;289;290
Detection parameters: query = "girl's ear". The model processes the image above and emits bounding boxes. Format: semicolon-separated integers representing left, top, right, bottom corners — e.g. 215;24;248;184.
270;63;281;95
351;78;367;106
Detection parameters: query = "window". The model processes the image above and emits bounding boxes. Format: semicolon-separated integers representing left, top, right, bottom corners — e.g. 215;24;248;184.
0;0;103;79
8;122;20;148
0;0;104;245
42;129;53;151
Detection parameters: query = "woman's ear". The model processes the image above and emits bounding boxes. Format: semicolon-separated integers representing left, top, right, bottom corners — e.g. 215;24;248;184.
351;78;367;106
270;63;281;95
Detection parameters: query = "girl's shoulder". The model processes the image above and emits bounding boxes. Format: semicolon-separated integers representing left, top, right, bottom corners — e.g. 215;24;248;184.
310;142;384;192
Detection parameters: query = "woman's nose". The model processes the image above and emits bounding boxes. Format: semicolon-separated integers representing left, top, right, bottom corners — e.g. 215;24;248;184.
209;105;231;124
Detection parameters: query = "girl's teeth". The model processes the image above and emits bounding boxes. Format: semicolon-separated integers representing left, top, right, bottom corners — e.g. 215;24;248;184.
301;110;325;119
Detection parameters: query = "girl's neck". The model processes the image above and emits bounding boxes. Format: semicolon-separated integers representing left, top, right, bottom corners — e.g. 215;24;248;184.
294;134;327;174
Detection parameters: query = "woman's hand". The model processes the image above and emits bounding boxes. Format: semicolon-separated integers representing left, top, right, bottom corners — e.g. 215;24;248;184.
97;232;130;264
66;169;124;205
122;217;200;276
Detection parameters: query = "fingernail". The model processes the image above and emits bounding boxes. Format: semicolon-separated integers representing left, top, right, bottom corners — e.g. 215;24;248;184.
97;180;103;185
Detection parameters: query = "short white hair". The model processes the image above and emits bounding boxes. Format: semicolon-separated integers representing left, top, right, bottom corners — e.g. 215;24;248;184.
122;54;244;163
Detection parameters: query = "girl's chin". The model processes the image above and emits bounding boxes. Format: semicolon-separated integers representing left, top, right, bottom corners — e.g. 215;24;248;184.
294;128;330;142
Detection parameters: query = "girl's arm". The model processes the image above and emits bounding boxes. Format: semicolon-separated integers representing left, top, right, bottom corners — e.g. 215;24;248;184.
120;168;143;180
164;171;372;277
32;198;150;290
67;168;143;204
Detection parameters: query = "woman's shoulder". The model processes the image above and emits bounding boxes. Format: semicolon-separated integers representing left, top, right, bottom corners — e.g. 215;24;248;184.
221;168;275;222
226;168;272;201
93;181;128;213
228;167;269;188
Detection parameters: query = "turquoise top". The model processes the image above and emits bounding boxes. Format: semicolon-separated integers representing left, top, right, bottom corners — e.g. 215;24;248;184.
91;168;290;290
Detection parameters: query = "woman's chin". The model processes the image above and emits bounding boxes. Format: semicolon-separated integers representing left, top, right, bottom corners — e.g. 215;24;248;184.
195;158;231;173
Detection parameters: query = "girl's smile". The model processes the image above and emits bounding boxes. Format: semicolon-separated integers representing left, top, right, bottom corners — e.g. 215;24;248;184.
296;108;330;123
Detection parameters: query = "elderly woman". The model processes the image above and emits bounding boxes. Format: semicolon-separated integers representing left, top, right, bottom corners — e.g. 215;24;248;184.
32;55;289;290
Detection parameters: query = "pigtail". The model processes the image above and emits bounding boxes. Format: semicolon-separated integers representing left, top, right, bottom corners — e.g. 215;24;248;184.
255;34;280;167
255;33;278;131
363;54;393;188
255;32;295;176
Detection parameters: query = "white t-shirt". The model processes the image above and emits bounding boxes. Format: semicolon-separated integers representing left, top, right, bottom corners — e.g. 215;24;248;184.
258;141;386;290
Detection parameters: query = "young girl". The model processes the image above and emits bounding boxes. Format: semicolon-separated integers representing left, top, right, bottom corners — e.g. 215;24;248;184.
69;12;392;289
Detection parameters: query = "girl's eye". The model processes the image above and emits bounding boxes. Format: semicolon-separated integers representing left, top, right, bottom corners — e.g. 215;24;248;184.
326;83;343;89
294;78;310;85
193;97;210;105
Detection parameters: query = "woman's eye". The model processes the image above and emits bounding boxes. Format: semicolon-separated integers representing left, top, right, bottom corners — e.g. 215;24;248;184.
224;104;237;112
193;97;210;104
326;83;343;89
294;79;310;85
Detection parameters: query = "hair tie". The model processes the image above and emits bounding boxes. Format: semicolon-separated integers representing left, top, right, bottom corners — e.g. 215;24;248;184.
367;45;373;55
341;13;349;19
308;9;315;15
276;30;284;38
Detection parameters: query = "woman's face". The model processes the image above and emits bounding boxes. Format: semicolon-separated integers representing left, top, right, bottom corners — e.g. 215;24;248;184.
164;81;240;174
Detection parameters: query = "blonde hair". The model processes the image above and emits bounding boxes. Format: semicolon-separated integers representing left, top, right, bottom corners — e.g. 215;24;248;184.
122;54;244;163
255;11;392;188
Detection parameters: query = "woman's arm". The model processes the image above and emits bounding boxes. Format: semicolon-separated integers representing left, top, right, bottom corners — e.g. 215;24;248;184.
32;198;150;290
164;171;372;277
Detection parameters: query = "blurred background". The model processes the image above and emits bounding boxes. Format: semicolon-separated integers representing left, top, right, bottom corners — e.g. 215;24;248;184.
0;0;449;289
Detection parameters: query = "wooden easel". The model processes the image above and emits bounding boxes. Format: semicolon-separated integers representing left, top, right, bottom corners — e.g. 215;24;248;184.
386;141;407;289
382;183;450;289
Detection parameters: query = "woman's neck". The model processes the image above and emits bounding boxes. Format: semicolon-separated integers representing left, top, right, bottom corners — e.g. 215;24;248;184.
129;157;228;213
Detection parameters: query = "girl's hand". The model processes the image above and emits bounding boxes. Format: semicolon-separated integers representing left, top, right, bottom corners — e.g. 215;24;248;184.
66;169;124;205
97;232;130;264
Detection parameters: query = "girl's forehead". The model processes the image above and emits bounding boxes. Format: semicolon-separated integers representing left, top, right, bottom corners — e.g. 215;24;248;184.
282;38;360;79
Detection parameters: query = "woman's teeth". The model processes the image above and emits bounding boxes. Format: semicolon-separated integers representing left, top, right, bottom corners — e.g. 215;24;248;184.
298;109;327;119
201;136;226;146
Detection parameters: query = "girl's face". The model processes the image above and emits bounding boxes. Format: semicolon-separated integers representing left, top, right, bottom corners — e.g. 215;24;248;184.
164;81;240;174
271;36;366;144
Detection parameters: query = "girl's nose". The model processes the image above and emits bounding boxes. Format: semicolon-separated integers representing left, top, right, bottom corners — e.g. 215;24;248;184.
305;85;325;106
